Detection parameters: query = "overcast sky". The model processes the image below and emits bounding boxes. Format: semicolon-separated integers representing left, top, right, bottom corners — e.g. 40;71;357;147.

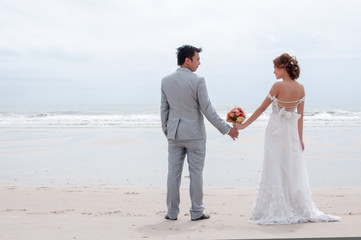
0;0;360;106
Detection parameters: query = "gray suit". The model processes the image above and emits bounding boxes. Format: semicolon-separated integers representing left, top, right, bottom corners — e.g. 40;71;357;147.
161;67;230;219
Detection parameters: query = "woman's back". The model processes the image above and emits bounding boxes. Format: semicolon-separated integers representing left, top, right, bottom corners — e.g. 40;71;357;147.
273;80;305;110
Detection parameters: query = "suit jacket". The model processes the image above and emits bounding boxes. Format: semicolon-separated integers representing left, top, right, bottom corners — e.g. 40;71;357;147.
161;67;230;140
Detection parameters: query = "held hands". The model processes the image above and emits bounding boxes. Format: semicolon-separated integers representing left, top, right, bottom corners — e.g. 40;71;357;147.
227;127;239;141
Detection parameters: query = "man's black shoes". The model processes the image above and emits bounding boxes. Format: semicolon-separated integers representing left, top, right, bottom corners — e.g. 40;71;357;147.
164;215;177;220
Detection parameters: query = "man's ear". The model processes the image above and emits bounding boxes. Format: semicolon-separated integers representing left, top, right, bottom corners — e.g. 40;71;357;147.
184;57;192;65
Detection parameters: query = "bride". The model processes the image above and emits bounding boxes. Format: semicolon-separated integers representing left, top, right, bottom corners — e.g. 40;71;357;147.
234;53;340;225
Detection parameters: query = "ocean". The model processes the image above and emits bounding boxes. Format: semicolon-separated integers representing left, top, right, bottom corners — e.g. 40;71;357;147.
0;103;360;129
0;103;360;188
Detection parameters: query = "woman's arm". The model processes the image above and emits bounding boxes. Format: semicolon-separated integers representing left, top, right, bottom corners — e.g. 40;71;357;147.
297;99;305;151
234;83;279;130
234;96;272;130
297;85;305;150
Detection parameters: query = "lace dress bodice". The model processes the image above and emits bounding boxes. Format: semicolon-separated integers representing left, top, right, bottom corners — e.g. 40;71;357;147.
267;93;305;113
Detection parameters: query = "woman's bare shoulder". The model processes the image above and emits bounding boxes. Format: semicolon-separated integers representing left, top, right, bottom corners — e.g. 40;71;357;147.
295;81;305;95
269;81;283;96
271;81;284;89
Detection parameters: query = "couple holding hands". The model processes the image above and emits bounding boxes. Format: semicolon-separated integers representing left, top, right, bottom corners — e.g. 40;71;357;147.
160;45;339;225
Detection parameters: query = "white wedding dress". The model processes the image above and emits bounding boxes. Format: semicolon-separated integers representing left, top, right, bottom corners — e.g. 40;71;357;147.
250;94;340;225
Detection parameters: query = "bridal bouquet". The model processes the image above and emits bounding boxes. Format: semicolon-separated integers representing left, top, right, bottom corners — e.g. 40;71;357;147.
226;107;246;123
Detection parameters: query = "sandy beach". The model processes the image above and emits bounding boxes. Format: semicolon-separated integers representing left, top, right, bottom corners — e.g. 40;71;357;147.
1;126;360;239
1;186;360;239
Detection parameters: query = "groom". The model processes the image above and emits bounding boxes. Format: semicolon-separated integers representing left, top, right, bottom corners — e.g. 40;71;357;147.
160;45;238;221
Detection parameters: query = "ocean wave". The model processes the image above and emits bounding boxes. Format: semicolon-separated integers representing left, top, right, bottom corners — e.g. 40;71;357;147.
0;109;360;128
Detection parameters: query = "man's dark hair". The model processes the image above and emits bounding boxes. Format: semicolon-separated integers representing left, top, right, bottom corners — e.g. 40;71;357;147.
176;45;202;66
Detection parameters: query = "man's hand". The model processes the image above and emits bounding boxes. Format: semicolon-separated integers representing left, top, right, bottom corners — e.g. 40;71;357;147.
228;127;239;141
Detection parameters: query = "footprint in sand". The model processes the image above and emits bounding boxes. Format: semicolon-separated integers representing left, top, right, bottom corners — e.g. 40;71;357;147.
3;209;26;212
156;211;166;216
125;192;139;195
50;209;75;214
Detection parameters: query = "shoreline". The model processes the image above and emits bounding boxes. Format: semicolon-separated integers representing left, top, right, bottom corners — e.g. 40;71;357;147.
1;185;360;239
1;126;360;188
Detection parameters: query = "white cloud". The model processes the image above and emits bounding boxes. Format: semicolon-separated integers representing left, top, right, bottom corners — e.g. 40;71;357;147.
0;0;360;104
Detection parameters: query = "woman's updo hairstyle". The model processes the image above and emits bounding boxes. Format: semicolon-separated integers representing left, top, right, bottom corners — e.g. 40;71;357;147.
273;53;300;80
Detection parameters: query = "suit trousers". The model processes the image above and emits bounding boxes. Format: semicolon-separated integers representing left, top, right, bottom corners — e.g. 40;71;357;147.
166;139;206;220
